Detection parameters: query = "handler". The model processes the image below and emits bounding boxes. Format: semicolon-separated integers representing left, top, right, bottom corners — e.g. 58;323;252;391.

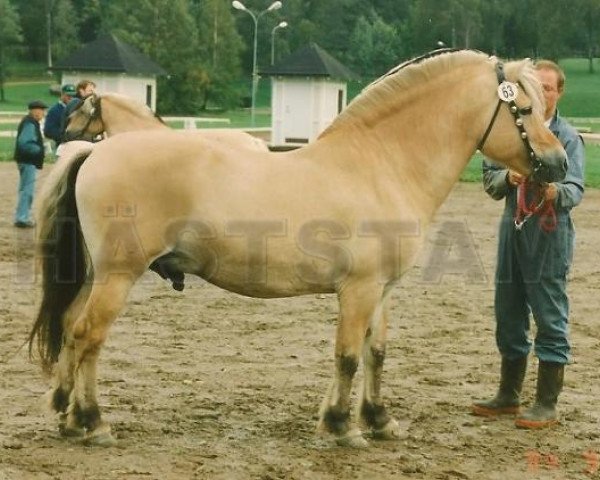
472;60;585;428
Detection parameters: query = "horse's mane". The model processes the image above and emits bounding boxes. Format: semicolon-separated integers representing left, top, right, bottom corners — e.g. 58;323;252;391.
101;93;159;122
320;50;544;138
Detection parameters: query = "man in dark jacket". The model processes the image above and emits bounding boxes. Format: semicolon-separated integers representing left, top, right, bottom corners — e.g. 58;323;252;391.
44;84;76;153
14;100;47;228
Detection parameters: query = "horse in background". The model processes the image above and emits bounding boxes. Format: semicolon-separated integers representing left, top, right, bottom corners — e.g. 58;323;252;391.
29;50;567;448
63;92;268;152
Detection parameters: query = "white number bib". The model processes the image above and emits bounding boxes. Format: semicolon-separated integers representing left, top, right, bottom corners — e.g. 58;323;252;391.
497;81;518;102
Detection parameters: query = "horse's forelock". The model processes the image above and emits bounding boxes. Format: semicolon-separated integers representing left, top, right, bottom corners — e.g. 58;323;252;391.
506;59;545;117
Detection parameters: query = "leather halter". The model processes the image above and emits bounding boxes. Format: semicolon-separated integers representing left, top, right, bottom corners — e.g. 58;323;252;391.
478;62;544;177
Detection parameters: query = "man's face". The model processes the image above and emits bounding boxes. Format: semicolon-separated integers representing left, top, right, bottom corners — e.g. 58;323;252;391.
30;108;46;121
535;67;562;120
79;84;95;98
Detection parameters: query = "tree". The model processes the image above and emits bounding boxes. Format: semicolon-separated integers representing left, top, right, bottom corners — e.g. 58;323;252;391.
190;0;244;109
348;12;402;78
571;0;600;72
0;0;23;101
103;0;203;114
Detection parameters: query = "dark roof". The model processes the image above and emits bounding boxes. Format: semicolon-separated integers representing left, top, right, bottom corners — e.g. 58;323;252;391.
261;43;358;80
53;33;166;76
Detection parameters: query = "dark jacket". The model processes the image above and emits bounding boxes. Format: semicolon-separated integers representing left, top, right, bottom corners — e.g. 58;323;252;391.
44;101;67;144
14;115;45;169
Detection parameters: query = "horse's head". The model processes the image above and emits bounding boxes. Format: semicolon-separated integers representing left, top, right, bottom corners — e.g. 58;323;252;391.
64;94;104;142
478;58;567;184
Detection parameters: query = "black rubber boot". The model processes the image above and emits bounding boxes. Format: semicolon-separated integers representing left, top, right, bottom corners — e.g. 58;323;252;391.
515;361;564;429
472;356;527;417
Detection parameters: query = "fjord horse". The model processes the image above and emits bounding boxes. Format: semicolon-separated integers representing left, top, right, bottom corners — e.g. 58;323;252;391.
63;91;268;151
30;50;567;447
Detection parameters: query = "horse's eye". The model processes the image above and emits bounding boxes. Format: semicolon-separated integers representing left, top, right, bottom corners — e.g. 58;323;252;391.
519;106;533;115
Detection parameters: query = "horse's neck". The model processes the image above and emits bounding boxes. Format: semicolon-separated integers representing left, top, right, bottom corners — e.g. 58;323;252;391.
319;73;485;222
104;100;167;136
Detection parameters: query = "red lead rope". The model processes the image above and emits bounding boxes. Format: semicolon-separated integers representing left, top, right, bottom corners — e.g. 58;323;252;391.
514;180;557;232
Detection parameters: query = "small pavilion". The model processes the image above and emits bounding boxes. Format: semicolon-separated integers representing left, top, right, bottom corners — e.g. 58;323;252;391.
262;43;358;147
53;33;166;110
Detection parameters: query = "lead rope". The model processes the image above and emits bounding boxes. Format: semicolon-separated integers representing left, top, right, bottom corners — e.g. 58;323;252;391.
514;179;557;232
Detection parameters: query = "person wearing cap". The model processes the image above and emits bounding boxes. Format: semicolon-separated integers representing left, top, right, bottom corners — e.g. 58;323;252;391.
44;84;76;152
13;100;48;228
60;79;96;144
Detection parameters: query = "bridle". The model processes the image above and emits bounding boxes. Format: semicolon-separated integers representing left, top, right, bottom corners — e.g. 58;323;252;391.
477;61;545;179
478;61;559;231
64;95;103;140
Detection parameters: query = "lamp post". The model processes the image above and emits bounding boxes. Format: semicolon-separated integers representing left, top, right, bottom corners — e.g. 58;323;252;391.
232;0;282;127
271;21;288;65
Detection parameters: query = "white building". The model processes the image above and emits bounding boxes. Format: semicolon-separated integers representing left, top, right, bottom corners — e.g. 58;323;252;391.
53;33;166;110
262;43;357;147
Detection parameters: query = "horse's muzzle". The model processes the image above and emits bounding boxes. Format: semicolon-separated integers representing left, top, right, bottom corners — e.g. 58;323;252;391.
532;150;568;184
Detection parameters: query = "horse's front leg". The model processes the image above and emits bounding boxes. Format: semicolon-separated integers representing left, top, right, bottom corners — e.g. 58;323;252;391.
318;282;383;448
358;296;401;440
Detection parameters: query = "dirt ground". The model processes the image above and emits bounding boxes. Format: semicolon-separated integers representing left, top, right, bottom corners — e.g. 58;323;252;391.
1;161;599;480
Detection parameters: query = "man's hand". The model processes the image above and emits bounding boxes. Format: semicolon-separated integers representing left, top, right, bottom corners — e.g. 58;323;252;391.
541;182;559;202
507;170;525;186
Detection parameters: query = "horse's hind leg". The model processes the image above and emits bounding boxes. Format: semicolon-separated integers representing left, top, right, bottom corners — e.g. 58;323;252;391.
358;296;401;440
50;285;91;437
63;273;138;446
318;282;383;448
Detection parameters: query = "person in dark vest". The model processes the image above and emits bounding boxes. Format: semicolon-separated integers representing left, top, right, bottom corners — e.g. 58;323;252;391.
14;100;47;228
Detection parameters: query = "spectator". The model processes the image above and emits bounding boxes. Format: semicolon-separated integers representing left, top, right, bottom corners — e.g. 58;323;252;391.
43;84;76;153
14;100;48;228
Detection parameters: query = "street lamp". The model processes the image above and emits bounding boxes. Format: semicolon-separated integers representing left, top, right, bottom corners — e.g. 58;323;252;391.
232;0;282;127
271;21;288;65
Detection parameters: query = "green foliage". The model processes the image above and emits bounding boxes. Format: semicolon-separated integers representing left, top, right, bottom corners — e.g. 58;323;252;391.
0;0;23;101
348;12;402;77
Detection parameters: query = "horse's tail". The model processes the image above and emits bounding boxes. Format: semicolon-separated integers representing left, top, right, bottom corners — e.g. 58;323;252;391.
29;149;92;373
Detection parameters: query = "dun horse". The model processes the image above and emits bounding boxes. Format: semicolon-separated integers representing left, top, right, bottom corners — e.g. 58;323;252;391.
30;50;567;447
63;91;268;151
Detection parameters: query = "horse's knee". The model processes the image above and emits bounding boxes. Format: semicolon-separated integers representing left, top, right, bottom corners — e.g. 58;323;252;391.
337;354;359;377
369;346;386;368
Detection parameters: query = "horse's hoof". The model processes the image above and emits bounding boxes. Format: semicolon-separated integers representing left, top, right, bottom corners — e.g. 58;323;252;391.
83;425;117;447
58;414;85;438
371;418;402;440
59;424;86;438
335;428;369;448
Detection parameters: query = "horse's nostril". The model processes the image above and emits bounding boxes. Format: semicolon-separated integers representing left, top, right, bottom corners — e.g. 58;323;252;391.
563;159;568;172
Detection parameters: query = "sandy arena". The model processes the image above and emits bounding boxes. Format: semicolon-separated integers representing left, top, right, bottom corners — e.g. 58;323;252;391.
1;162;599;480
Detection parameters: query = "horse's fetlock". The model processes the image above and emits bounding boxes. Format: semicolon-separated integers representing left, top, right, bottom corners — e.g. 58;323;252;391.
73;402;102;430
323;405;351;435
360;401;390;430
51;387;70;413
